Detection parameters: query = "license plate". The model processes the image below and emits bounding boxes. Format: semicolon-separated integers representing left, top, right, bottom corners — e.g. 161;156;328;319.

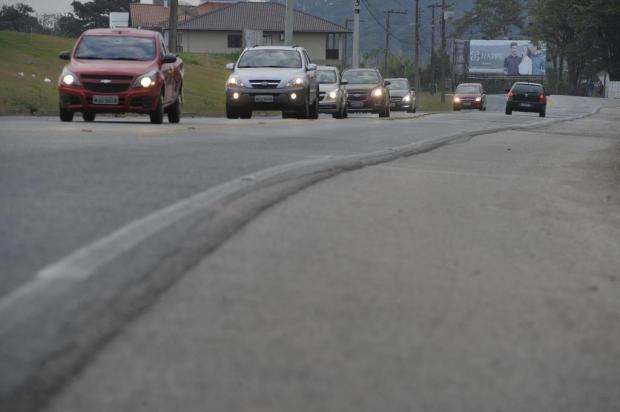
520;103;531;107
93;95;119;105
254;95;274;103
351;101;364;108
463;102;471;106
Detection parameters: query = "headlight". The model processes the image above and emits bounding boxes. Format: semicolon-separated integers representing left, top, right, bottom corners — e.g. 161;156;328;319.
132;70;158;88
285;77;305;88
403;95;411;102
328;89;338;99
372;88;383;98
227;76;244;87
59;68;80;86
453;96;461;103
475;97;482;102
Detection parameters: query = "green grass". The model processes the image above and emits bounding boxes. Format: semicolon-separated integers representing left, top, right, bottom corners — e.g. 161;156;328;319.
0;31;231;115
417;92;453;112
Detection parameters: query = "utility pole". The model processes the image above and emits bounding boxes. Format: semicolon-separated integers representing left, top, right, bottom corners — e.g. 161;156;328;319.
440;0;446;103
413;0;420;92
428;4;440;94
352;0;361;68
383;9;407;76
345;18;353;67
168;0;178;52
285;0;295;45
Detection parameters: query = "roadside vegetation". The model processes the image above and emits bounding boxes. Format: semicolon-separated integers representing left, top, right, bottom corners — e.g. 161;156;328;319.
0;31;231;115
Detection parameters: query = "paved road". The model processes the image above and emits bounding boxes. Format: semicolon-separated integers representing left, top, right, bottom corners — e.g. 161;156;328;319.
44;104;620;411
0;96;604;297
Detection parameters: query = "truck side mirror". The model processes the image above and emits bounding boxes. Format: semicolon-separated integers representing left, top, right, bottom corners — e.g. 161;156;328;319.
225;62;235;70
59;51;71;61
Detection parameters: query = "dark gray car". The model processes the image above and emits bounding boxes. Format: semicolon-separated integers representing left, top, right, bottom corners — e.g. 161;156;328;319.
386;78;416;113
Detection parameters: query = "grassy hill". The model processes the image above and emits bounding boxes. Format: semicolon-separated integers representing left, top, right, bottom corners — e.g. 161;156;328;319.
0;31;231;115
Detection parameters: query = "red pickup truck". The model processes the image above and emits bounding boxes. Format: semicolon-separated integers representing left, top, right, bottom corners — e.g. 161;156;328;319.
58;28;184;124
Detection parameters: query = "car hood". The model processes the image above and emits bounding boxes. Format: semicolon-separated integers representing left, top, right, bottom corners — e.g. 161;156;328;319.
344;84;380;91
319;82;339;92
69;59;157;77
455;93;482;98
389;90;411;98
233;68;305;81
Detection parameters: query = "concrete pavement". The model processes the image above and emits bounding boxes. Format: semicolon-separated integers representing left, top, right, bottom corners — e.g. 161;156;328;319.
43;106;620;411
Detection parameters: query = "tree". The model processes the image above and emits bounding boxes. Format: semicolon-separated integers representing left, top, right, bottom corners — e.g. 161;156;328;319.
0;3;48;33
453;0;524;40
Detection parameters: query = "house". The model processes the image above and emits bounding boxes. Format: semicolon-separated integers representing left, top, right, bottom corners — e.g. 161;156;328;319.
129;1;349;65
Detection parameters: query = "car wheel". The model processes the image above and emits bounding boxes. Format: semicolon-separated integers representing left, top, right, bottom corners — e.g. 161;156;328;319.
82;111;95;122
226;104;239;119
309;89;319;119
150;94;164;124
240;110;252;119
539;109;546;118
297;93;310;119
59;106;74;122
167;96;182;123
505;107;512;115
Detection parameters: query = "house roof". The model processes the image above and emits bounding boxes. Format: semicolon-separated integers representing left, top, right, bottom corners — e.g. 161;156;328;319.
129;2;229;29
178;2;349;33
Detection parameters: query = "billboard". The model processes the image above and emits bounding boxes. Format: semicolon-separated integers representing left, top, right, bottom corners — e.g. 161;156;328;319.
469;40;546;76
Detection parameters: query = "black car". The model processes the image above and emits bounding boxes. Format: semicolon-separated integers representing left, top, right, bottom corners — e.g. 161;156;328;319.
505;82;549;117
341;69;391;118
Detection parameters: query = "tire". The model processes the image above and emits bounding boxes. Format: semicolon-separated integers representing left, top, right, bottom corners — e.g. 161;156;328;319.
59;106;74;122
505;106;512;115
539;109;546;118
240;110;252;119
167;96;182;124
309;88;319;119
226;104;239;119
82;112;96;122
297;93;310;119
453;107;461;111
150;94;164;124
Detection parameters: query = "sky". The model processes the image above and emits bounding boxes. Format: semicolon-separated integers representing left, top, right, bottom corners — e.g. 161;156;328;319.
0;0;201;14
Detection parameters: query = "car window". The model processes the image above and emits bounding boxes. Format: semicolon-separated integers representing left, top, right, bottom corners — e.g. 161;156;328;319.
387;80;409;90
75;36;156;61
342;71;380;85
317;70;338;84
303;50;311;65
237;50;302;69
456;85;480;94
513;84;543;93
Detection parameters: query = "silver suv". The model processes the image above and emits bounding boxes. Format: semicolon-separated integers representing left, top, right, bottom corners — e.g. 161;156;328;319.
225;46;319;119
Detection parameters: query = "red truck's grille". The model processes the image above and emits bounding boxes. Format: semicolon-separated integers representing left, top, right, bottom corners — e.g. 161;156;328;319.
83;83;130;93
80;74;134;81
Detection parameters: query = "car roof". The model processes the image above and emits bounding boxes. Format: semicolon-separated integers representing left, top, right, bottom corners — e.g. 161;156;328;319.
246;45;305;51
457;83;482;87
385;78;408;81
513;82;543;86
82;28;158;38
343;68;379;72
317;65;338;71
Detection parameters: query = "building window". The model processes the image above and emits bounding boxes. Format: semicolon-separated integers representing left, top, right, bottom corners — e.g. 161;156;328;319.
326;33;339;60
263;35;272;45
228;34;242;48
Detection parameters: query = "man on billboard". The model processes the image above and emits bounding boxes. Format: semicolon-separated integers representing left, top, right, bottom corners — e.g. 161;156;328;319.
504;42;522;75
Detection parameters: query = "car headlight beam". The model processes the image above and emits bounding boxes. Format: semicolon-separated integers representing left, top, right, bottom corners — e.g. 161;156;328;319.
60;68;81;86
372;88;383;98
453;96;461;103
403;95;411;102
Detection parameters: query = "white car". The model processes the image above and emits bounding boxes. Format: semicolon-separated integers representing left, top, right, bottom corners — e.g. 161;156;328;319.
225;46;320;119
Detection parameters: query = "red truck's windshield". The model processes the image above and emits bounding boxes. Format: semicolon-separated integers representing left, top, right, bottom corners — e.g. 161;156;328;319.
75;36;156;61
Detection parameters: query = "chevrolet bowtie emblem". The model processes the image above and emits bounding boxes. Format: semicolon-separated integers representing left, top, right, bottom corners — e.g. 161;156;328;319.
261;81;269;87
100;79;112;84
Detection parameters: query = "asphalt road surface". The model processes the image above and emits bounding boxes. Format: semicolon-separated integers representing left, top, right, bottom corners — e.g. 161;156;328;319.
0;95;602;298
41;100;620;411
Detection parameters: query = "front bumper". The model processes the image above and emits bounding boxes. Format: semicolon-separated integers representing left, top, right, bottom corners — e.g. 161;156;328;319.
390;100;415;111
346;98;385;112
453;100;483;110
507;101;545;112
226;86;307;111
58;84;161;113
